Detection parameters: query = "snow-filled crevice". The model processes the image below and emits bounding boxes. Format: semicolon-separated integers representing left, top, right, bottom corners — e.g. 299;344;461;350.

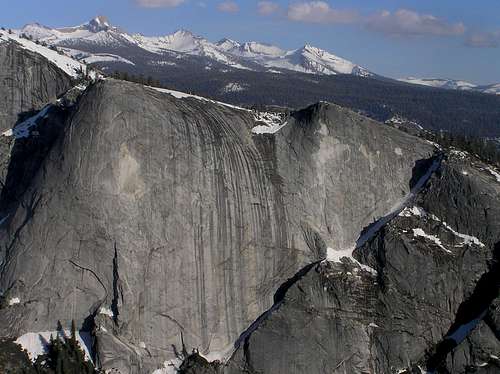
423;241;500;372
355;155;442;249
2;105;54;139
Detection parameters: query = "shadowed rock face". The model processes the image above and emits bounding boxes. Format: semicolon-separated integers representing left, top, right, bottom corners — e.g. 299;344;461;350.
0;79;437;373
0;41;73;198
0;40;73;133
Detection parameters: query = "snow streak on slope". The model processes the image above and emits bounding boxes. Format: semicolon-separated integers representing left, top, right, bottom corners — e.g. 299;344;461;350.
2;105;52;138
400;206;485;248
150;86;250;112
412;228;451;253
487;167;500;183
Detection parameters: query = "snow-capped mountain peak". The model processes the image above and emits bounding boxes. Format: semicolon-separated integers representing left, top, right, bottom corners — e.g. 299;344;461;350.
239;42;285;57
86;16;112;33
216;38;241;51
16;16;372;77
279;44;371;76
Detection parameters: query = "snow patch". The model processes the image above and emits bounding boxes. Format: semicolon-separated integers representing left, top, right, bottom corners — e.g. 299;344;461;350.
152;358;183;374
222;82;246;93
199;344;235;364
8;297;20;306
99;306;114;318
487;167;500;183
325;247;377;275
413;228;451;253
385;115;423;130
150;86;249;112
400;206;485;248
15;331;93;362
252;112;287;134
450;149;468;158
2;105;52;139
82;53;135;65
436;218;485;247
399;206;426;217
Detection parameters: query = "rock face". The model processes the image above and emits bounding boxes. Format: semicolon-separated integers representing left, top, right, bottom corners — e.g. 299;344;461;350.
220;152;500;374
0;39;73;133
0;78;438;373
1;41;500;374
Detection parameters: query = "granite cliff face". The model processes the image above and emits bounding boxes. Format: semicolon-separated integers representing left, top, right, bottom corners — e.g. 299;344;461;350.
216;152;500;374
0;39;73;133
1;39;499;374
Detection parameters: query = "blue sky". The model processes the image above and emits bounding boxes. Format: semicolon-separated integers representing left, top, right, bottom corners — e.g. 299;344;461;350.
1;0;499;84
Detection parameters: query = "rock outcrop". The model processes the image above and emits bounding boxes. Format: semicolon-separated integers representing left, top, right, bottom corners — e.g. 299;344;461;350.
219;151;500;374
0;78;438;373
1;39;499;374
0;39;73;133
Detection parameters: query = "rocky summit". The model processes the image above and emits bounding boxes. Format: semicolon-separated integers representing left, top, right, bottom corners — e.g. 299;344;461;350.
0;26;499;374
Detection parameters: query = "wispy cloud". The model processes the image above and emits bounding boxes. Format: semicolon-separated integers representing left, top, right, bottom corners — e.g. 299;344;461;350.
465;31;500;48
258;1;280;16
218;1;239;13
285;3;465;39
287;1;358;24
366;9;465;37
136;0;185;8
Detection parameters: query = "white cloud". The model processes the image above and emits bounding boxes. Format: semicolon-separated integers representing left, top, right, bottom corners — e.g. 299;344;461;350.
465;31;500;48
287;1;358;24
136;0;185;8
366;9;465;37
218;1;239;13
258;1;280;16
286;4;465;40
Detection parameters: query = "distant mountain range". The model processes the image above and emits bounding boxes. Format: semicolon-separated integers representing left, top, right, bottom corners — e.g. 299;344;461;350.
16;16;499;96
399;77;500;95
18;16;372;77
